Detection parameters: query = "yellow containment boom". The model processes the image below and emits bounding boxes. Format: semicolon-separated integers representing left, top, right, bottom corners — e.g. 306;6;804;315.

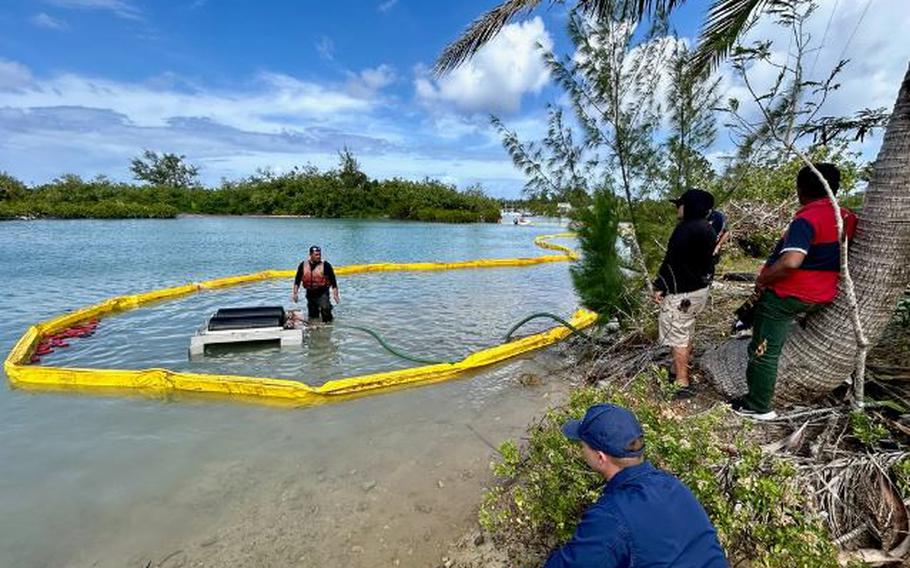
4;233;595;407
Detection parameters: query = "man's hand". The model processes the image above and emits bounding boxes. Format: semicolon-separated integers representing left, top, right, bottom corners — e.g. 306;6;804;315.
755;251;804;292
652;290;664;305
291;292;298;303
332;288;341;304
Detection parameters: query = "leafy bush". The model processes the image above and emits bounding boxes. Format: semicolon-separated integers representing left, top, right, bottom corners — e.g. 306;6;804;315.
570;190;637;320
480;374;839;566
850;411;890;449
896;293;910;328
0;162;501;223
894;458;910;499
0;171;27;201
720;143;866;204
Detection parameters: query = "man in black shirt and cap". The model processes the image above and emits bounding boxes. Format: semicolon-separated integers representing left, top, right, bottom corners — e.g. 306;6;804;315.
292;245;340;323
652;189;717;397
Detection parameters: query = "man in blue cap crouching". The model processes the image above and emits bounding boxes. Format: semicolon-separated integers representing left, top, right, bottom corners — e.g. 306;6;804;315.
544;403;728;567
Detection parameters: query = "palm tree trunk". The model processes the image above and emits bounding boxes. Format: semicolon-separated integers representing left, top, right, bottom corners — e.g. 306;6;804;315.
704;62;910;404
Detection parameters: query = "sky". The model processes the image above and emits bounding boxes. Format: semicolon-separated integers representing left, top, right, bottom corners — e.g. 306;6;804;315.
0;0;907;198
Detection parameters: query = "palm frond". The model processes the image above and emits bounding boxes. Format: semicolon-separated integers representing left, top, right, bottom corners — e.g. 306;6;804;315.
690;0;769;74
436;0;787;77
629;0;688;18
434;0;543;77
434;0;633;76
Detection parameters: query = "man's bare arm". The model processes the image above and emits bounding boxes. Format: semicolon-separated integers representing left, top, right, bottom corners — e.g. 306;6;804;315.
756;251;805;289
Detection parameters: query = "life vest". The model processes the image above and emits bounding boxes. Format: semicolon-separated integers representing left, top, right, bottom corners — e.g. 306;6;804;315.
302;261;328;289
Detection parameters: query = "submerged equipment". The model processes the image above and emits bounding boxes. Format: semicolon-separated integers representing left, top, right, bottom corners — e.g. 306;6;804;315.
207;306;286;331
189;306;302;357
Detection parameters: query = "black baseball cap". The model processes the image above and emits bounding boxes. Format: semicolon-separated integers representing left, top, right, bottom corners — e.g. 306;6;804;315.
309;245;321;254
670;188;715;211
561;403;645;458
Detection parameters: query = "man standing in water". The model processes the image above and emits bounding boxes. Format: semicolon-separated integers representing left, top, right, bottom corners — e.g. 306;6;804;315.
292;245;340;323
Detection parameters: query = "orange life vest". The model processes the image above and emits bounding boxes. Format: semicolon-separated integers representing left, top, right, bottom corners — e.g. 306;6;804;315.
302;261;328;289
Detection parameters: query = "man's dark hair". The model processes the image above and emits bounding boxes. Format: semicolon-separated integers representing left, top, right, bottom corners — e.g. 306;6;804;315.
610;436;646;465
797;163;840;200
625;437;645;453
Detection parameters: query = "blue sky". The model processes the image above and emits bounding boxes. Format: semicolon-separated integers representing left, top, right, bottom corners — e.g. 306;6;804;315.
0;0;906;197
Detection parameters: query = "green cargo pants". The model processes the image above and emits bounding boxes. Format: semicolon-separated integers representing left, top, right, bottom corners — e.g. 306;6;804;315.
743;290;821;412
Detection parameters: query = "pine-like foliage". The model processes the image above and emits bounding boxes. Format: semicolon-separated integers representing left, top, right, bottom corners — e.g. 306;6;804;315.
570;190;635;319
665;41;721;194
491;106;597;204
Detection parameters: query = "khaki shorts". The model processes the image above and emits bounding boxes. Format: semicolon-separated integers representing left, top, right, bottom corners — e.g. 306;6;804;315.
658;287;709;348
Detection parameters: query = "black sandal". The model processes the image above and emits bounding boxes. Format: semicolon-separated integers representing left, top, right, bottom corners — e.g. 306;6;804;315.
673;386;696;400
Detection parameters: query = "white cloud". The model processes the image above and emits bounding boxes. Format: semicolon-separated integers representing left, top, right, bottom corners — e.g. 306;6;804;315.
0;57;542;197
416;17;553;114
0;69;373;133
377;0;398;13
0;105;398;183
346;64;396;97
31;12;69;30
0;63;532;195
0;59;33;91
46;0;142;21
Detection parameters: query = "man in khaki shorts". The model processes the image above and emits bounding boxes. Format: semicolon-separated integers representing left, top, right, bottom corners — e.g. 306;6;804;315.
652;189;717;398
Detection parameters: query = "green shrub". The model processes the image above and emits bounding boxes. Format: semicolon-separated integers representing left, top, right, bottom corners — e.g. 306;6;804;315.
570;190;637;320
894;458;910;499
0;168;501;223
897;294;910;329
850;411;889;449
721;143;866;204
0;171;27;201
480;374;839;566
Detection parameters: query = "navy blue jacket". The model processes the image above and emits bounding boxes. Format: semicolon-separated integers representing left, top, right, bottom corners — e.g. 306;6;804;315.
543;462;728;568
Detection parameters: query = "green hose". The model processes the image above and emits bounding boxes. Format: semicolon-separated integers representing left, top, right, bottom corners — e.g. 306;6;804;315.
336;324;456;365
503;312;590;343
335;311;587;366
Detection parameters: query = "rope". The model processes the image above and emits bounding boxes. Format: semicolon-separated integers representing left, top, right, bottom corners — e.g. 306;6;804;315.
836;0;871;65
809;0;840;79
503;312;591;343
335;324;456;365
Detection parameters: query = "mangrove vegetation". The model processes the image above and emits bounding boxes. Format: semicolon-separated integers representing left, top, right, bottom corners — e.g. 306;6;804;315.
0;149;501;223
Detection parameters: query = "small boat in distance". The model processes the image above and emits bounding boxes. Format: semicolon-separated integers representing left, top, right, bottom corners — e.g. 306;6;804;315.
513;213;532;226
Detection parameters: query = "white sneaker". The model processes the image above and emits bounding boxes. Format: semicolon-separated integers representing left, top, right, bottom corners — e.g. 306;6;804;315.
731;407;778;421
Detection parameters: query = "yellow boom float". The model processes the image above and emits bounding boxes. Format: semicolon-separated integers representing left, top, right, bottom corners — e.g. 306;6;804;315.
4;233;596;407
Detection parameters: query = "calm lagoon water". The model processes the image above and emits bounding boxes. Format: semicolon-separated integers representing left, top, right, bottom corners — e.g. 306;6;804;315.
0;217;579;567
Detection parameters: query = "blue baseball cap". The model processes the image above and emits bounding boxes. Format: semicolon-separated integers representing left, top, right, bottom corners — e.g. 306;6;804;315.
561;403;645;457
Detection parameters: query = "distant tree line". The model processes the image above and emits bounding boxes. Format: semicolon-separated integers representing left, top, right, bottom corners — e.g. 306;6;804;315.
0;149;501;223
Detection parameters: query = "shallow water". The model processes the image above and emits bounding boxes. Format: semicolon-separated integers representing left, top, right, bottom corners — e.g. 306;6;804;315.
0;217;579;567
